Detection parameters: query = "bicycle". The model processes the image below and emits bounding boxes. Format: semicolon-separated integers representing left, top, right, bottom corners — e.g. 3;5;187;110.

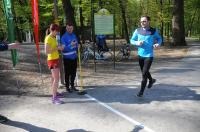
81;41;113;65
116;43;131;61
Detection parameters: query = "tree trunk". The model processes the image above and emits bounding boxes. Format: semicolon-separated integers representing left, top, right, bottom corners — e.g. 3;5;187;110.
53;0;58;19
118;0;129;43
61;0;79;41
167;23;170;40
160;0;164;44
79;0;84;43
12;2;22;42
172;0;186;46
187;9;197;37
168;0;171;38
98;0;103;9
197;14;200;40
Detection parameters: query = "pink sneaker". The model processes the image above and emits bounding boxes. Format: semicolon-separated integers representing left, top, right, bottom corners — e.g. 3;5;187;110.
52;97;64;104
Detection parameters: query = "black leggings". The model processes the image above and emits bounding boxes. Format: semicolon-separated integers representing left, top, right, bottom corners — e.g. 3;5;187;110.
63;58;77;88
138;56;153;92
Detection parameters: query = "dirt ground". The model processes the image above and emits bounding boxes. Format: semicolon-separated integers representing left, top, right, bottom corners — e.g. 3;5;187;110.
0;41;188;96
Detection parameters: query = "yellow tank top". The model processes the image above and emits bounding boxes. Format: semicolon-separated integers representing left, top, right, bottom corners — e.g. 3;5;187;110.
45;35;59;60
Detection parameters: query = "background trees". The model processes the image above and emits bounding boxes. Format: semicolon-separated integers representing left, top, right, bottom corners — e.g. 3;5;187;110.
0;0;199;46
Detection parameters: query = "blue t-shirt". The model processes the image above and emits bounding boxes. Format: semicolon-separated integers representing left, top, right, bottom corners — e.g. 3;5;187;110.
96;35;106;46
61;32;78;60
130;27;162;57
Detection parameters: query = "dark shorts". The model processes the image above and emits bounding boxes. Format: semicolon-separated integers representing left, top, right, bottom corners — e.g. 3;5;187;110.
47;59;60;69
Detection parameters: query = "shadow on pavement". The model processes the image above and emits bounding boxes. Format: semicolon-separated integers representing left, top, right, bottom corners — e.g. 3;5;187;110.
131;125;144;132
1;119;55;132
66;129;91;132
1;83;199;105
155;68;195;73
86;84;200;104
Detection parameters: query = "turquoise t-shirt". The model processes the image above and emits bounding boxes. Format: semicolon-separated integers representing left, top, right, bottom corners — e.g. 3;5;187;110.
130;27;162;57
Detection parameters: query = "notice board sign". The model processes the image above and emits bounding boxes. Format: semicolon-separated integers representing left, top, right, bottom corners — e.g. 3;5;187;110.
94;14;114;35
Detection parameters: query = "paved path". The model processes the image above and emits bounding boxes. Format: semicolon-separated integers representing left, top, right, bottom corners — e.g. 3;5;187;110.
0;42;200;132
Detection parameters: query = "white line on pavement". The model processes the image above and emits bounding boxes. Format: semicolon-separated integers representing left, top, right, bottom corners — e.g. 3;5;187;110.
85;94;155;132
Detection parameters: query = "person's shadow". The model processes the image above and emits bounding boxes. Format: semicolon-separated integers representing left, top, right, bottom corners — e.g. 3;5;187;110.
86;83;200;104
131;125;144;132
66;129;91;132
1;120;55;132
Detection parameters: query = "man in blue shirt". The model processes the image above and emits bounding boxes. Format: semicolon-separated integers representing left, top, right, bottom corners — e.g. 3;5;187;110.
96;35;108;53
61;23;79;93
130;16;162;97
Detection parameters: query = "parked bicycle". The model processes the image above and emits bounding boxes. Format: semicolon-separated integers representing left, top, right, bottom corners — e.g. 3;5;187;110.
116;43;131;61
81;41;113;65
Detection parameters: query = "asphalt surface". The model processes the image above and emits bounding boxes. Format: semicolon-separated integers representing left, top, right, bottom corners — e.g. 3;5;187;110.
0;42;200;132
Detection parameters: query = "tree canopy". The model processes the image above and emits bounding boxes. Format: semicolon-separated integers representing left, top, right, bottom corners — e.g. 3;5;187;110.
0;0;199;45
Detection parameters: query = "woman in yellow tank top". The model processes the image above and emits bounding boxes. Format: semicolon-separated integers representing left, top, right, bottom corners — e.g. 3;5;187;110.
44;24;64;104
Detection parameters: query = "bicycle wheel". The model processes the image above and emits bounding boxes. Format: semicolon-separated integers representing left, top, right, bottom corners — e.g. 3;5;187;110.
116;51;124;61
102;51;113;61
81;51;89;65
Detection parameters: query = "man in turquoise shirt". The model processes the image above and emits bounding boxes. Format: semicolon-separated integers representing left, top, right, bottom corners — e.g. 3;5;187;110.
130;16;162;97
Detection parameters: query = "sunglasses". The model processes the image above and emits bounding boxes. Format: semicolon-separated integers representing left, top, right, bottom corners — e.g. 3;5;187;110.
140;21;147;23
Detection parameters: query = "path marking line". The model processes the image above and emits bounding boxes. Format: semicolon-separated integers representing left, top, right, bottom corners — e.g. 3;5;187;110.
85;94;155;132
